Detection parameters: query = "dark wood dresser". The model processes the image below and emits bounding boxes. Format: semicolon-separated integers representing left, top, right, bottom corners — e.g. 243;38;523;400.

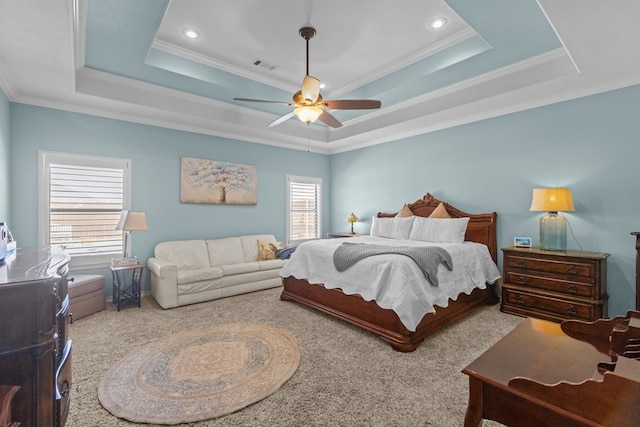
501;246;609;322
0;246;72;426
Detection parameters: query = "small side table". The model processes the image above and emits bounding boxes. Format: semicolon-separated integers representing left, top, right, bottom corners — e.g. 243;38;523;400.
327;232;362;238
110;263;145;311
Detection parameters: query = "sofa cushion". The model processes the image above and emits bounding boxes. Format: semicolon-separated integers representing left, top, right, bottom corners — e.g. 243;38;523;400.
206;237;244;266
240;234;278;262
219;262;260;276
258;259;286;271
155;240;210;270
177;267;224;285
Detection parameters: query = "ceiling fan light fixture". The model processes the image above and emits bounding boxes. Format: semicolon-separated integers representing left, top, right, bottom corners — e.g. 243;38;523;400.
294;106;323;124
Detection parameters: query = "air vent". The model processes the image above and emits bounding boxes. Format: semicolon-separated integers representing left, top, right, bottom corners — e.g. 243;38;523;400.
252;59;277;72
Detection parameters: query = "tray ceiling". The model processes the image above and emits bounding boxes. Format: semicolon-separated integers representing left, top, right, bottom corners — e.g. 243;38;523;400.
1;0;639;153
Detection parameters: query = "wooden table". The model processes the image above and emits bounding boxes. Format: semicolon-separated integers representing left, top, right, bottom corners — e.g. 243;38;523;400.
462;317;640;427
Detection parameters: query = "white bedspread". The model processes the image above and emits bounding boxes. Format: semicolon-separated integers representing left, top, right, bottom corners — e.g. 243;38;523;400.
279;236;501;332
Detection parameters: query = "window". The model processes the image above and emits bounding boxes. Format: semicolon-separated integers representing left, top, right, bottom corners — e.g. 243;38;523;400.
39;151;131;268
286;175;321;245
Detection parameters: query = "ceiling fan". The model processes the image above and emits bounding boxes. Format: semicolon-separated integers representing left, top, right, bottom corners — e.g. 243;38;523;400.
233;27;381;129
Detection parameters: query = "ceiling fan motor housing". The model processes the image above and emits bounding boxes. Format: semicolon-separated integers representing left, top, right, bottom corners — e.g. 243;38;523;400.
299;27;316;41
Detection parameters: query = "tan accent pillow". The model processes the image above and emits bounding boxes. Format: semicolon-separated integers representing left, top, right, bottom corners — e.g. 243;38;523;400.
428;202;451;218
397;204;414;217
257;239;280;261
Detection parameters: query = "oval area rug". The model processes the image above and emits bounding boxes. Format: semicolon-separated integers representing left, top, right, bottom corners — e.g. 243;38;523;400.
98;323;300;424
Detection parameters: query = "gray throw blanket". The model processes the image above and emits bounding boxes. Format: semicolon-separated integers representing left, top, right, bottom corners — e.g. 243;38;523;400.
332;242;453;287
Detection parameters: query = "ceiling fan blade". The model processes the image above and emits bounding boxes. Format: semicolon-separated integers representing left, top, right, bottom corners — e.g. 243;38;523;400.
301;76;320;103
318;110;343;128
324;99;382;110
267;111;296;127
234;97;292;105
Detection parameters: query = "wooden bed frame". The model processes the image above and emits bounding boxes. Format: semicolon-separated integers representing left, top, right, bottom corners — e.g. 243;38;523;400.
281;193;499;352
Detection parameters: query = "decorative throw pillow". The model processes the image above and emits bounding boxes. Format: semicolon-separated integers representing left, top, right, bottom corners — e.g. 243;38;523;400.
257;239;281;260
396;204;414;218
428;202;451;218
370;216;414;239
408;217;470;244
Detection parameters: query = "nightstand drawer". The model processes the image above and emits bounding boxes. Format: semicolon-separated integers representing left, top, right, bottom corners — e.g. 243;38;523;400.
503;288;594;321
505;255;594;279
505;272;594;298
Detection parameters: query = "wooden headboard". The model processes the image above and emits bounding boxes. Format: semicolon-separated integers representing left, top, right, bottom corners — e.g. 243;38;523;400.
377;193;498;263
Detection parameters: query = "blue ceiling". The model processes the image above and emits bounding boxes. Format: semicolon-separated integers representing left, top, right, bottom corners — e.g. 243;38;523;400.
84;0;562;123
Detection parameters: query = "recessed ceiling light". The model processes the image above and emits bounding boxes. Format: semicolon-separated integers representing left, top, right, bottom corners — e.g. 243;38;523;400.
429;17;448;30
183;28;200;39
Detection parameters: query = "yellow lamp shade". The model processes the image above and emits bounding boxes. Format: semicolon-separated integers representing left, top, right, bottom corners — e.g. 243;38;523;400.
346;213;359;223
530;188;575;212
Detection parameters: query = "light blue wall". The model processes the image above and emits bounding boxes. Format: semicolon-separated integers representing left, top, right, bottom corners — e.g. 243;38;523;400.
330;84;640;318
7;85;640;316
9;104;330;291
0;89;9;223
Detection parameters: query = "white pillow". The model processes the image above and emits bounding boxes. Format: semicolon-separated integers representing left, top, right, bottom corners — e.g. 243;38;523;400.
370;216;414;240
408;217;470;244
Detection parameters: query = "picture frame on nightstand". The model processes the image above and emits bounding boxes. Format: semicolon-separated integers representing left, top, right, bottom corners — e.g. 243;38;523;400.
514;237;532;248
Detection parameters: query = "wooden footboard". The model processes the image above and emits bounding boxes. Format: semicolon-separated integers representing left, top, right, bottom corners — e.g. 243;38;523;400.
281;276;498;352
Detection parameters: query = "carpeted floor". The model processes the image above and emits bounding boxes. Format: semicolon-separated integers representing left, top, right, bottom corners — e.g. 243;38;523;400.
68;287;521;427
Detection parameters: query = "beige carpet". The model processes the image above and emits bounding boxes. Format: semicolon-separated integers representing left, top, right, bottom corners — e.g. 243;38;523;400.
97;323;300;424
68;287;520;426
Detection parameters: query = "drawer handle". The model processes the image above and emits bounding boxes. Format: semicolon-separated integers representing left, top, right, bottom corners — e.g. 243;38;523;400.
567;284;578;294
517;277;527;285
517;295;526;305
566;265;578;274
567;305;577;315
517;260;526;267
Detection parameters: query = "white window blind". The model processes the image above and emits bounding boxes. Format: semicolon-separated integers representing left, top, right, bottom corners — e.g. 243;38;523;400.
39;152;131;267
286;175;321;244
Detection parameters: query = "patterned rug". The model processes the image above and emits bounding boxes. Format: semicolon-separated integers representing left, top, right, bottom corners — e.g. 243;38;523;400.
97;323;300;424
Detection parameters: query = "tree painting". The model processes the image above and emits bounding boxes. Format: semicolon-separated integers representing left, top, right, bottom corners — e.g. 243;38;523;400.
180;157;257;205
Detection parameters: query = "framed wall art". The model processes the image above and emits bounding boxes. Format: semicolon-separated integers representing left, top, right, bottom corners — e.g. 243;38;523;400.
180;157;257;205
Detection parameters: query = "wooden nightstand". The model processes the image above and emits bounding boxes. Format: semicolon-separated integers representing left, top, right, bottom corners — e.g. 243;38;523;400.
501;247;609;322
326;232;361;238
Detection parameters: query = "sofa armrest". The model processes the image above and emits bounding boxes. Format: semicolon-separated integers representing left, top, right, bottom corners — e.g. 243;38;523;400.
147;257;179;309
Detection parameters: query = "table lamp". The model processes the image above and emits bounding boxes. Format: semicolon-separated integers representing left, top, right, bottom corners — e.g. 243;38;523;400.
529;188;574;251
115;210;148;258
346;213;360;235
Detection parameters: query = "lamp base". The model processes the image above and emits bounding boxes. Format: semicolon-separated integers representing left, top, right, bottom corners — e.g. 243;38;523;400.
539;212;568;251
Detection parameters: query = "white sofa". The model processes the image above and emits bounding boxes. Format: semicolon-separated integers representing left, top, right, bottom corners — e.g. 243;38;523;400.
148;234;285;309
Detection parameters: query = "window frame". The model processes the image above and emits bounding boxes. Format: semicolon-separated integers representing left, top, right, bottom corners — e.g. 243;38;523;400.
286;175;322;245
38;151;131;269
